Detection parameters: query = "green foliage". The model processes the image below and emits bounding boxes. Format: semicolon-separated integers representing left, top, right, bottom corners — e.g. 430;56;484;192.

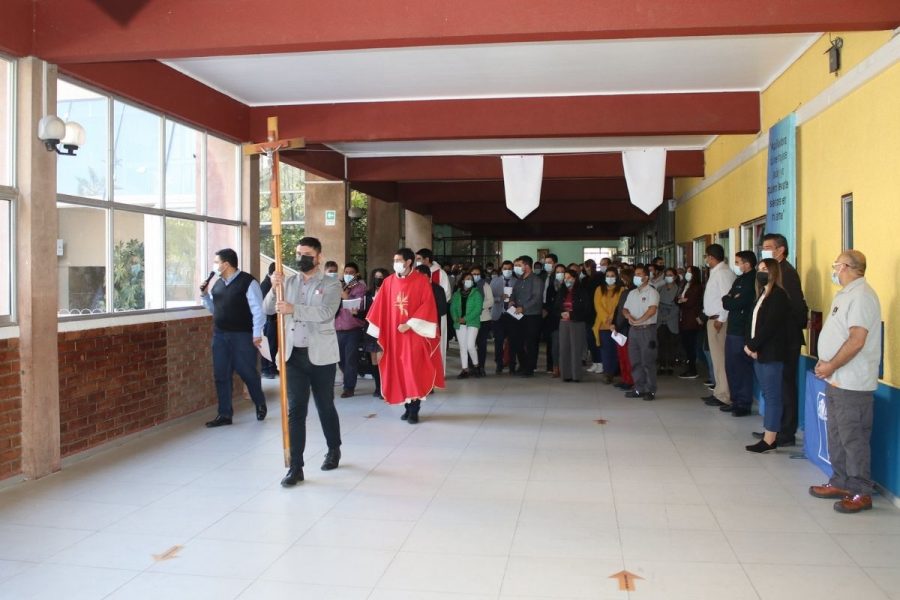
113;238;145;310
349;190;368;275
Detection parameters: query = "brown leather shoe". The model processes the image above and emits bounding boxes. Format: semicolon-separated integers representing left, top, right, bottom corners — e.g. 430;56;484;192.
833;494;873;514
809;484;851;499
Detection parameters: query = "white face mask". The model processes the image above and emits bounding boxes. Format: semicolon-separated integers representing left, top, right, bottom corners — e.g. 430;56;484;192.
760;250;774;260
343;274;355;285
463;279;474;290
684;272;693;282
393;261;406;275
555;272;565;282
473;274;482;283
213;264;222;276
415;260;424;267
665;276;675;284
513;266;524;277
544;263;554;273
605;277;617;286
502;269;513;278
325;272;337;278
732;265;743;276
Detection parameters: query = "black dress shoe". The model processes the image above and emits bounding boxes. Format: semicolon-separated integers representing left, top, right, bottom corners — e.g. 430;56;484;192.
746;439;777;453
205;415;233;428
256;404;267;421
643;392;656;401
407;399;421;424
624;390;642;399
705;399;726;407
701;395;718;402
321;448;341;471
281;466;304;487
731;408;752;417
401;403;410;421
719;405;734;412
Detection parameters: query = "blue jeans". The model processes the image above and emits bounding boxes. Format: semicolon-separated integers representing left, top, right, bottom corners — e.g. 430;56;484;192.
754;361;784;432
285;348;341;467
586;326;602;363
599;330;619;376
725;335;754;410
337;328;363;391
212;329;266;418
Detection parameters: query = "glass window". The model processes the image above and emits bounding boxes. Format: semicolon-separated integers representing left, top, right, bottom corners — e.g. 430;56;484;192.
57;203;108;316
207;135;239;219
0;57;12;187
113;210;164;311
113;100;161;207
164;120;202;214
165;218;202;308
207;223;240;272
57;80;109;199
0;199;11;319
842;194;853;249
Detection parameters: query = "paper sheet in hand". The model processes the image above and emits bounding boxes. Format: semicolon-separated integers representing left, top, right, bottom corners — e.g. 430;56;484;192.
503;286;513;297
611;331;627;347
342;297;362;310
506;306;524;320
258;335;272;361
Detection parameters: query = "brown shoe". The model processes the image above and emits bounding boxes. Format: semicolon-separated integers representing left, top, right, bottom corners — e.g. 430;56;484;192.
809;484;851;499
340;389;354;398
834;494;873;514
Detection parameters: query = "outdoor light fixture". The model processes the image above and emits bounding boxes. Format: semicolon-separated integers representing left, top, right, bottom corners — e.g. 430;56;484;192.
827;36;843;74
38;115;86;156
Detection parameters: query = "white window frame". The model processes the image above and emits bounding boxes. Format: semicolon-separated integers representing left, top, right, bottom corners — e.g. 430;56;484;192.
1;55;17;325
841;193;853;250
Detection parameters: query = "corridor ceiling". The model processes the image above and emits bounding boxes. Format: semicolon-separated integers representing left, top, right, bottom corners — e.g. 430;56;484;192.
4;0;900;240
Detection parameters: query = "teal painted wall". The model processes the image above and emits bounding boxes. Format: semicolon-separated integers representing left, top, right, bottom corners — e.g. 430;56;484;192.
500;240;621;266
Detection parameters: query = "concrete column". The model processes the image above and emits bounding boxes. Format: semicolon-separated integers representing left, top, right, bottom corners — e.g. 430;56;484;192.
304;174;348;266
16;58;61;479
242;154;260;278
404;209;433;253
366;197;401;271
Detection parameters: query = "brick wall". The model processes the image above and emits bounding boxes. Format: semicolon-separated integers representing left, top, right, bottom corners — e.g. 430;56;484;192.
58;316;218;457
0;338;22;480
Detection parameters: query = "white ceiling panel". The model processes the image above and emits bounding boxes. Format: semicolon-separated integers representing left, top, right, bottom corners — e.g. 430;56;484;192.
164;34;819;106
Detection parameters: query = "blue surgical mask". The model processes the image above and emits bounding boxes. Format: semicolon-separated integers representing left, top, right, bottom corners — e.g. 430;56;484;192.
732;266;742;276
665;276;675;284
513;266;524;277
564;280;574;288
343;274;354;285
555;272;565;282
473;274;482;283
605;277;617;286
502;269;513;279
633;275;644;287
326;272;337;278
544;263;553;273
760;250;774;260
684;272;693;282
463;279;474;290
831;271;841;286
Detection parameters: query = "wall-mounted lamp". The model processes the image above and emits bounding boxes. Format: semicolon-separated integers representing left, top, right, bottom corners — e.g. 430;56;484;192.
38;115;86;156
826;37;843;74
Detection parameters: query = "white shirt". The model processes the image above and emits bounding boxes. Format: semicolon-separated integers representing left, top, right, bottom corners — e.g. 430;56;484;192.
750;290;766;339
818;277;882;391
623;284;660;325
703;262;736;322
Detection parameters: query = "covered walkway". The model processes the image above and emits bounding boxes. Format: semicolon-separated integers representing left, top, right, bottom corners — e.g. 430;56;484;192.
2;352;898;600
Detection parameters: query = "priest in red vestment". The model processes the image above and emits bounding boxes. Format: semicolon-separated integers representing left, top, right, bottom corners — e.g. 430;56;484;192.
366;248;445;424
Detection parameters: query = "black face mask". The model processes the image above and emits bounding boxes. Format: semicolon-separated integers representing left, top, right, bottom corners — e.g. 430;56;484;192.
373;277;384;288
756;272;769;286
297;255;316;273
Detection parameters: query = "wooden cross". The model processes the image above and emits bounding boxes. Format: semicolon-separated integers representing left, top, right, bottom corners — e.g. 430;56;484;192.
243;117;304;468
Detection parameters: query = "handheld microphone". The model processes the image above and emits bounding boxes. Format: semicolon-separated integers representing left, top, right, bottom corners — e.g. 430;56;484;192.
199;271;216;293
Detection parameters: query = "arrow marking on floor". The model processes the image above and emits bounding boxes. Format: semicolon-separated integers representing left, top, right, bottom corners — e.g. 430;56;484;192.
364;414;378;419
152;545;183;562
609;570;643;591
594;419;608;425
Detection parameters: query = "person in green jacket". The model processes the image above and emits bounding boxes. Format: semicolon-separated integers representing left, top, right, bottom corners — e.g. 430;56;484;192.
450;271;484;379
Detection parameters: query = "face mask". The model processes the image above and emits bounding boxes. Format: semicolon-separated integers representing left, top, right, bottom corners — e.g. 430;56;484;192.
325;271;337;278
633;276;644;287
579;272;586;280
213;264;222;276
513;266;524;277
684;272;693;282
463;279;474;290
831;271;840;286
665;276;675;284
393;261;406;275
544;263;554;273
374;277;384;288
605;277;617;286
732;265;743;276
760;250;774;260
473;274;482;283
555;272;565;282
502;269;513;279
564;280;574;289
297;255;315;273
343;274;354;285
756;272;769;286
415;260;424;268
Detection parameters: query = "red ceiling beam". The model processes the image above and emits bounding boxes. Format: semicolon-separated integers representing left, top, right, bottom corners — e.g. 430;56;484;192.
430;200;654;224
31;0;900;63
59;61;249;142
394;179;672;205
281;146;345;181
255;93;759;143
0;0;33;57
349;152;704;181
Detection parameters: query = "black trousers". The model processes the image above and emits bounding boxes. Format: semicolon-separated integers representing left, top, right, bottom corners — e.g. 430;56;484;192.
495;314;518;370
476;320;491;369
780;342;802;438
679;329;699;372
285;348;341;468
511;314;542;375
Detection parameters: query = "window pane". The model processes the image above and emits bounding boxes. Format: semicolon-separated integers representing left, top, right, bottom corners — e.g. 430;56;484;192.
0;199;11;318
114;210;164;311
164;120;201;214
208;223;240;273
0;58;11;187
165;218;202;308
207;135;238;219
57;81;109;199
57;203;108;316
113;101;161;207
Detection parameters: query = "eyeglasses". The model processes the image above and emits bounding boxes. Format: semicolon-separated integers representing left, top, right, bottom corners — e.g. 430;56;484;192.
831;262;849;269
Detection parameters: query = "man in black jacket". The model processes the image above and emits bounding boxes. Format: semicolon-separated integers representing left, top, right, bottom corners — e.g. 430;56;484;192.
760;234;808;446
721;251;757;416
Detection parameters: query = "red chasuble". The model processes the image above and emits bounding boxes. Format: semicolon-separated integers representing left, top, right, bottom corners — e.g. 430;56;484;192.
366;271;445;404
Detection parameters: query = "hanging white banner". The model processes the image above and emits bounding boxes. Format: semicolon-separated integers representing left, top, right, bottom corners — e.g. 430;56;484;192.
622;148;667;215
501;155;543;219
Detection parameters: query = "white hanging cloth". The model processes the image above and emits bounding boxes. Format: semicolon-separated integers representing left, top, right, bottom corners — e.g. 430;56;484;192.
501;155;544;219
622;148;667;215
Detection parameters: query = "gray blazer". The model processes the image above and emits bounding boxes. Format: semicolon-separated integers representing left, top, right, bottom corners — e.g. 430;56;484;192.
263;271;341;366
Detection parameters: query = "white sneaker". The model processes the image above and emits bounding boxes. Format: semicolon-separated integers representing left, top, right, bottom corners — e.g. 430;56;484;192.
587;364;598;373
595;363;604;374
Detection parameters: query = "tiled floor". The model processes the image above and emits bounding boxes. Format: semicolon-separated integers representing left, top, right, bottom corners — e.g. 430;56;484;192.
2;351;899;600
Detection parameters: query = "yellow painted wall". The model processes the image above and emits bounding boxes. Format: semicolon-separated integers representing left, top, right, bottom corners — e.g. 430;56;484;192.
675;32;900;385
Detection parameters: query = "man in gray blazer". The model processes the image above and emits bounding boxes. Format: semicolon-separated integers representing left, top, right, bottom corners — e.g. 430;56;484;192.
265;236;342;487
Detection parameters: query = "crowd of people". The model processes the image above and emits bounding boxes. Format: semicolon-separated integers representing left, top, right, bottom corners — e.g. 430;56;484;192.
199;237;883;514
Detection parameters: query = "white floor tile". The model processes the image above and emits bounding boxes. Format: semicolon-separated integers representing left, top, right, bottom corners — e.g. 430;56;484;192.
744;563;890;600
403;519;516;556
501;556;624;599
238;580;371;600
509;523;622;560
46;531;187;570
104;572;251;600
0;563;139;600
261;545;395;587
711;504;824;532
620;528;738;563
833;533;900;568
623;561;759;600
379;551;508;595
0;524;92;561
196;510;317;544
0;559;34;582
865;567;900;600
297;516;416;550
149;538;290;579
726;530;855;566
